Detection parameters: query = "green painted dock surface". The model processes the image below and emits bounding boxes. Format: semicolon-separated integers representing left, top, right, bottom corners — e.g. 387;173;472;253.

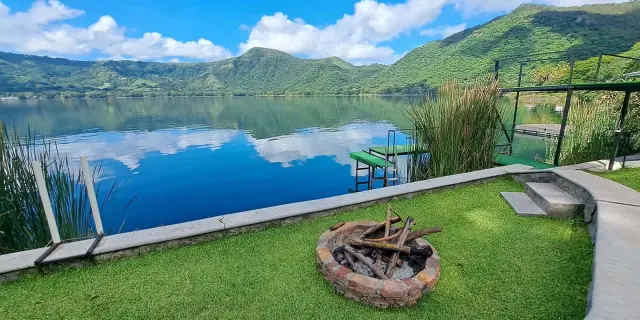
501;81;640;93
369;145;429;156
494;154;556;169
349;151;395;168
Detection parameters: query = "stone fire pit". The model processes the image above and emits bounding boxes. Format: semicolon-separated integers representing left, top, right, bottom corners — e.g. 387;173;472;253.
316;220;440;308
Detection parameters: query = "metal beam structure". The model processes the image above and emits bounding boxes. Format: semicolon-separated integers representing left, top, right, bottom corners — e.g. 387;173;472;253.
595;53;640;82
31;158;107;267
496;51;640;169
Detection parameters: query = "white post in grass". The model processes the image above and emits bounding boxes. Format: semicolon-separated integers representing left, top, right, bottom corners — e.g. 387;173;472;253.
80;156;104;235
31;161;61;244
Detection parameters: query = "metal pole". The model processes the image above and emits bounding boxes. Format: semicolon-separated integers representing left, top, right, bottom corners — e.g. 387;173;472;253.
618;91;632;131
32;161;61;244
568;54;575;85
595;54;603;82
608;91;632;170
81;156;104;235
554;89;573;166
509;62;524;155
355;161;359;192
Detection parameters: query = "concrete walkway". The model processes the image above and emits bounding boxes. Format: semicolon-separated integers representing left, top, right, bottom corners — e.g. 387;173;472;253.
551;170;640;320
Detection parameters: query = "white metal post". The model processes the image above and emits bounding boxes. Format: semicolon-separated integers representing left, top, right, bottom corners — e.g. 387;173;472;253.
31;161;61;244
81;156;104;235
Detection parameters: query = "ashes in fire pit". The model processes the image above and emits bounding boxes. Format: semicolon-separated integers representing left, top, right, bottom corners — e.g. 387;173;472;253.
316;205;441;308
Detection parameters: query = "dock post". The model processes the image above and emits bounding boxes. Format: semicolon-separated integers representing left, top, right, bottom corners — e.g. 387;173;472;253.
608;91;632;170
81;156;104;235
509;62;524;155
32;161;61;244
595;54;603;82
354;161;360;192
554;88;573;166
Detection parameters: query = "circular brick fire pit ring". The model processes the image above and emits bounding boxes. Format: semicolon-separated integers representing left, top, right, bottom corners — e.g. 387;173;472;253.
316;221;440;308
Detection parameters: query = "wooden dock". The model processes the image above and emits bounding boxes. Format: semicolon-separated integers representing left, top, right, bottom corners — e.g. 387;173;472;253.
514;124;561;138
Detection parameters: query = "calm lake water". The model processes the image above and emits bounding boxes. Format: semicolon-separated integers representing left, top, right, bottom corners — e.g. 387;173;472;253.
0;96;558;233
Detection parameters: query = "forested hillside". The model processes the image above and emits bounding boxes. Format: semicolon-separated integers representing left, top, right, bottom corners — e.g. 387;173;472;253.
1;2;640;98
367;1;640;92
0;48;387;97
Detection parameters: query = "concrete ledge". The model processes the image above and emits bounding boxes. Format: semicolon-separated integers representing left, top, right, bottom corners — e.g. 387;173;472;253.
0;164;531;281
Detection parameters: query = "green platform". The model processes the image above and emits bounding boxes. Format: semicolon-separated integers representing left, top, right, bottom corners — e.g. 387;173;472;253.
349;151;395;168
494;154;556;169
369;145;429;156
501;81;640;93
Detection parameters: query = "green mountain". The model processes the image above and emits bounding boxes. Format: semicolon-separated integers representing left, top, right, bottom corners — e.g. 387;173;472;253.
367;2;640;92
0;47;386;97
1;2;640;98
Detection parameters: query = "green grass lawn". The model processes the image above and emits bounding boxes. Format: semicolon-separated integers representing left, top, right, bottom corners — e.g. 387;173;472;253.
594;168;640;192
0;178;593;319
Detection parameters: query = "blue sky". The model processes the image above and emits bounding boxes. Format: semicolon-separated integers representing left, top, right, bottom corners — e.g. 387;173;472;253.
0;0;629;64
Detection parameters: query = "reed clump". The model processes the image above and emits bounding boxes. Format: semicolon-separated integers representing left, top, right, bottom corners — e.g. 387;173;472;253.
406;78;505;179
0;124;118;254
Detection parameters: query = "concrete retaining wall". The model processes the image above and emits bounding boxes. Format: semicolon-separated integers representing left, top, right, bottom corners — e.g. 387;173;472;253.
0;164;531;283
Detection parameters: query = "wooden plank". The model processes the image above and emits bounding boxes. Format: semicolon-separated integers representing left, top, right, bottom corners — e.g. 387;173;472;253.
369;145;429;156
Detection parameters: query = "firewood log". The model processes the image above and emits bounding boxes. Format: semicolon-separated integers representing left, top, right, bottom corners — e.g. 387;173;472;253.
386;217;414;277
405;226;442;242
362;217;401;237
344;245;389;280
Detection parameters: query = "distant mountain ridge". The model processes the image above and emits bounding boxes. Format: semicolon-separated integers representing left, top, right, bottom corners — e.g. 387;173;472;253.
1;1;640;98
0;47;387;97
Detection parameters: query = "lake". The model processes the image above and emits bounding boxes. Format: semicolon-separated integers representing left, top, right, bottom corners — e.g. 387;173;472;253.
0;96;558;233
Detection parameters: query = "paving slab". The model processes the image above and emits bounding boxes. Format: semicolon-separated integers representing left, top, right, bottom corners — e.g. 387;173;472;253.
500;192;546;217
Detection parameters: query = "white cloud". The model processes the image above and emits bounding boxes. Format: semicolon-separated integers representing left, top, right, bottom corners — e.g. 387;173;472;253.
0;0;633;63
239;0;626;63
452;0;632;15
248;123;404;177
240;0;449;63
420;23;467;39
54;128;239;171
0;0;232;61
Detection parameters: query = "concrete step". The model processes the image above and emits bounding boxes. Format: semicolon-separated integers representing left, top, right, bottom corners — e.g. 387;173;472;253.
524;182;584;218
501;192;547;217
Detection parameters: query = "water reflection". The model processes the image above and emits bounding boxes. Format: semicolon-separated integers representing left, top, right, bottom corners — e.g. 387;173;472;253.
0;97;410;232
53;128;238;171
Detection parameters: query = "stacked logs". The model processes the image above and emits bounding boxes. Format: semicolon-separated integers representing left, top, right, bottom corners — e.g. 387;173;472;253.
331;205;441;280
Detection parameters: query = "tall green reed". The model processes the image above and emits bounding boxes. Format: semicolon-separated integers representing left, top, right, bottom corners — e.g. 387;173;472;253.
546;99;619;166
0;124;120;254
406;78;505;179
